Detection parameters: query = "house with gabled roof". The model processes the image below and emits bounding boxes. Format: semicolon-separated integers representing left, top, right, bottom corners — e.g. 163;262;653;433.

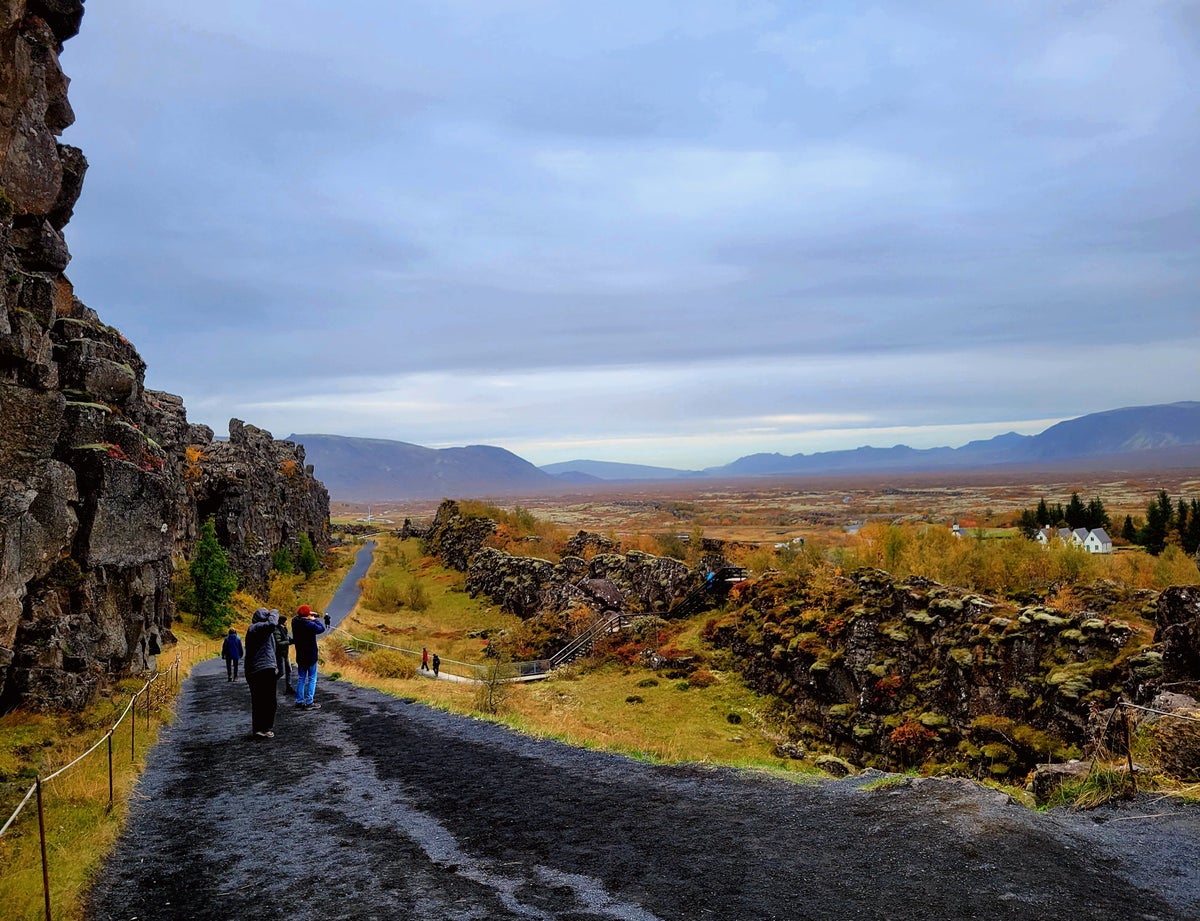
1033;525;1111;553
1082;528;1112;554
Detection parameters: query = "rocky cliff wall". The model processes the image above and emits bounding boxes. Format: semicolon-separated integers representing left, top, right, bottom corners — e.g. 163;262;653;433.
709;568;1172;778
0;3;328;711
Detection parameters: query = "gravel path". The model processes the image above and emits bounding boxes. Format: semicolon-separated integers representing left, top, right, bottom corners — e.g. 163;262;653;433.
86;657;1200;921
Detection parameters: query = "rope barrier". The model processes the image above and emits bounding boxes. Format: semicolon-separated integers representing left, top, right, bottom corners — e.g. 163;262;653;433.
0;782;37;838
1119;701;1200;725
1;651;187;840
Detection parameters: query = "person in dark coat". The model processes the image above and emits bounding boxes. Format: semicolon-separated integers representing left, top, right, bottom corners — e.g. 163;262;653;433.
291;604;327;710
272;610;293;693
221;628;244;682
432;653;440;678
244;608;279;739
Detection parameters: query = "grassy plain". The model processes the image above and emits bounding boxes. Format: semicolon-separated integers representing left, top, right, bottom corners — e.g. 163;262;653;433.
333;465;1200;552
336;535;799;770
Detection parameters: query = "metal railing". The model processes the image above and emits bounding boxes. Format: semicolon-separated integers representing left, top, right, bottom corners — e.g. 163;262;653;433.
548;612;628;668
337;629;551;680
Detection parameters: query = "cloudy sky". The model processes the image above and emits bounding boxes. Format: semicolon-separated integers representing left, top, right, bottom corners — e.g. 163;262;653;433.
59;1;1199;468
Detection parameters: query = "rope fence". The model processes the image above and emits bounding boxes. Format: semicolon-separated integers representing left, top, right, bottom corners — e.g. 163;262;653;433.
0;637;214;921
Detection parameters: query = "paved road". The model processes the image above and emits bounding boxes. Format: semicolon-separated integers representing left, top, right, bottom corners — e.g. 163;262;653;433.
86;658;1200;921
323;539;375;629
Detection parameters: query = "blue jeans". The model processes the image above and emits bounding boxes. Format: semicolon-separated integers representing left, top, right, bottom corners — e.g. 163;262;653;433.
295;663;318;705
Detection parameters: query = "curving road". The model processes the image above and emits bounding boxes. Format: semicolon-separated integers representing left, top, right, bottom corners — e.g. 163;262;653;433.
86;549;1200;921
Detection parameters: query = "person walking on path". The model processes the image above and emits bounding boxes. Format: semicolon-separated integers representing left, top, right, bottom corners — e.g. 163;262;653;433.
421;647;430;671
432;653;440;678
244;608;278;739
221;628;244;682
292;604;327;710
272;610;293;693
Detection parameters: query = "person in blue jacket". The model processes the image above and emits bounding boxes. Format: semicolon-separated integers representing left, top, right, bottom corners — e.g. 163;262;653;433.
221;628;244;682
291;604;327;710
244;608;279;738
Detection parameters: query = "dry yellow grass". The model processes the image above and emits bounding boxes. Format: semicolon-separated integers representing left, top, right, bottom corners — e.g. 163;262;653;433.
0;627;215;921
0;545;357;920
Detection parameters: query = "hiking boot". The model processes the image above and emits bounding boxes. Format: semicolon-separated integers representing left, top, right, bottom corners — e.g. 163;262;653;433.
304;702;321;710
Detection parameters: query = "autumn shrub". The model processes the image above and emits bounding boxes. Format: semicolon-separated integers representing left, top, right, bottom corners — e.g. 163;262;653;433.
361;576;403;612
404;578;431;612
365;650;416;680
688;668;718;688
889;718;936;764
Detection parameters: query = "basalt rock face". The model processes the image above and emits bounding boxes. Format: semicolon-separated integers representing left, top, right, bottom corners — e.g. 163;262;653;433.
463;544;695;620
710;569;1159;779
425;499;497;573
1155;585;1200;691
192;420;329;596
0;4;329;711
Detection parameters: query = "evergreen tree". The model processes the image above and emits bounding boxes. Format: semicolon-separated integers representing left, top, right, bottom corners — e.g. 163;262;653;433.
1016;508;1040;539
297;533;320;577
1035;499;1050;527
1184;499;1200;556
272;546;294;574
190;518;237;635
1140;490;1172;556
1121;515;1137;544
1084;496;1109;531
1064;492;1086;528
1049;503;1067;527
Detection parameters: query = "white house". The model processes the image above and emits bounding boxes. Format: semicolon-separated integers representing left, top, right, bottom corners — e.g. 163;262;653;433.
1082;528;1112;554
1034;525;1111;553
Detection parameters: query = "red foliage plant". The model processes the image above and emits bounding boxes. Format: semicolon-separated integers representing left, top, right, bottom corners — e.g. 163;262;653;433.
889;718;936;753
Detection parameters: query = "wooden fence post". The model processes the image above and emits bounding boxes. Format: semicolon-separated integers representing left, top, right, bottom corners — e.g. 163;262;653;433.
1123;706;1137;796
36;776;51;921
130;692;136;760
107;732;114;811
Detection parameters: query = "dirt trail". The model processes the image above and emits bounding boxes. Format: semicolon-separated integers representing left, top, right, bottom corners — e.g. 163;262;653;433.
86;657;1200;921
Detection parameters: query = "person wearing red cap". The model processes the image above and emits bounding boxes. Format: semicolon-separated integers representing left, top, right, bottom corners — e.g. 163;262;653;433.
291;604;327;710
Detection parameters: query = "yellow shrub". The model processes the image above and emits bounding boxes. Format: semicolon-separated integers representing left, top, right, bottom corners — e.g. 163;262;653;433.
365;650;416;679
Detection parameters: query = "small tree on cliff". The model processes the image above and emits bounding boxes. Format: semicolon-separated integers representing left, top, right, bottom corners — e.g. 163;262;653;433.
297;533;320;577
191;517;237;635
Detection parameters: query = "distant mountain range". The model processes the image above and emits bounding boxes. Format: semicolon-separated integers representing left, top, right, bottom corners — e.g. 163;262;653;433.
292;402;1200;501
287;435;554;501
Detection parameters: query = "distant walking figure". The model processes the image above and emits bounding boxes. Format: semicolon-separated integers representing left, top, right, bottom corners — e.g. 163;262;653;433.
221;628;244;682
244;608;278;738
432;653;440;678
292;604;327;710
272;610;292;693
421;647;430;671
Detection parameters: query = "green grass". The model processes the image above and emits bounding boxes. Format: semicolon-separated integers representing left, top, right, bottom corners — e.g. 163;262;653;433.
349;536;523;664
337;537;819;775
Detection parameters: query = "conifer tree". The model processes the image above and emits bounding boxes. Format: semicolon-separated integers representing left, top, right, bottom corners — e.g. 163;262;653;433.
297;533;320;577
1065;492;1086;528
190;518;237;635
1121;515;1137;544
